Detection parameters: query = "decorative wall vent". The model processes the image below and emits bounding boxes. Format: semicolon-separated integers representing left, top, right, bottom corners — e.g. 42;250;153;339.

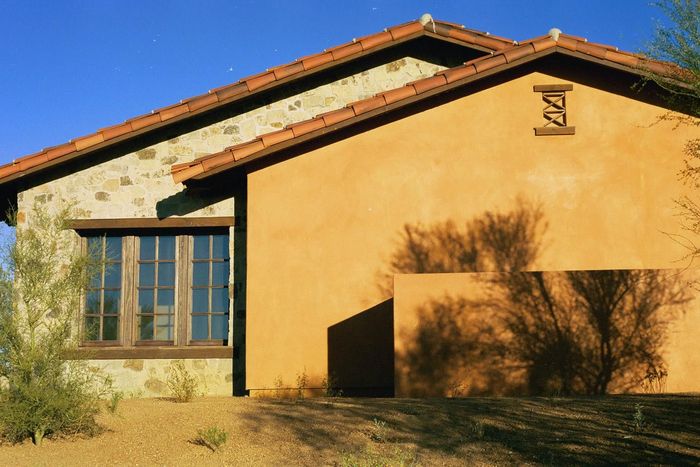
534;84;575;136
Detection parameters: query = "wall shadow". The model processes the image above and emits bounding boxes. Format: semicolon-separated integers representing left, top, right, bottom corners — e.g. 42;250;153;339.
327;299;394;397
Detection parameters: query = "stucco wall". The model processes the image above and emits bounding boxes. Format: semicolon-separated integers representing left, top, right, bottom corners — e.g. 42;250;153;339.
244;69;698;393
393;272;700;396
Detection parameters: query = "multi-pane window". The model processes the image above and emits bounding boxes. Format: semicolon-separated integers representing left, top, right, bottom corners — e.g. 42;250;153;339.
84;236;122;342
191;234;230;341
81;230;231;348
137;236;177;341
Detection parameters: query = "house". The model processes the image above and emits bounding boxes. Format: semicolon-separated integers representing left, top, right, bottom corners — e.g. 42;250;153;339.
0;15;698;397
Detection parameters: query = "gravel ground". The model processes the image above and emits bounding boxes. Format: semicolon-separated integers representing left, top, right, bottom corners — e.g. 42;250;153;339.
0;395;698;466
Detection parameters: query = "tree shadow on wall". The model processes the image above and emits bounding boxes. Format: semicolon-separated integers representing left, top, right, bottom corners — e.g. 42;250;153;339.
387;198;692;396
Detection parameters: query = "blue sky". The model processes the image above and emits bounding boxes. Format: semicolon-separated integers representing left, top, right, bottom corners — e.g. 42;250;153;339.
0;0;665;164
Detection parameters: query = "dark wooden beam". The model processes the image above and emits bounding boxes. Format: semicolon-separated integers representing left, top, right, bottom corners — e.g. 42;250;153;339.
66;216;235;230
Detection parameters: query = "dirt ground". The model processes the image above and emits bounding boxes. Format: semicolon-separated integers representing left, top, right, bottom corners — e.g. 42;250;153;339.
0;395;698;466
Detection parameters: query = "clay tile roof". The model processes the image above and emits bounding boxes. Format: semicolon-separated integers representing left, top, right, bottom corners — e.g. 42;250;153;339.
172;30;684;184
0;18;512;186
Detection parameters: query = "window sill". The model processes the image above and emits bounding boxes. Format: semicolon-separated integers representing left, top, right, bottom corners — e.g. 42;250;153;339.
534;126;575;136
75;345;232;359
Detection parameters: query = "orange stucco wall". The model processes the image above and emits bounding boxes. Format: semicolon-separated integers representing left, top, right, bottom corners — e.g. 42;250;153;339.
243;69;698;394
393;272;700;396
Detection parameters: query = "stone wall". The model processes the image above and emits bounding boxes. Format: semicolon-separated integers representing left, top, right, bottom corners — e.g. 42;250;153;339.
95;358;233;397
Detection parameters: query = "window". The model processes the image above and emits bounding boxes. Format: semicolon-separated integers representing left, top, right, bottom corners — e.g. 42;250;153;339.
81;229;231;350
84;236;122;342
191;234;230;341
533;84;575;136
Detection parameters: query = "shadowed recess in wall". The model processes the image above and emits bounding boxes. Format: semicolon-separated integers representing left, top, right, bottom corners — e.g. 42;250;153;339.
384;198;692;396
327;299;394;397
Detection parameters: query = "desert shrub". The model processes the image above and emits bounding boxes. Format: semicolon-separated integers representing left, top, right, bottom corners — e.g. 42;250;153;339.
367;418;388;443
107;391;124;414
166;360;199;402
195;425;228;452
322;372;343;397
273;375;286;399
0;206;112;445
295;368;308;400
632;403;647;433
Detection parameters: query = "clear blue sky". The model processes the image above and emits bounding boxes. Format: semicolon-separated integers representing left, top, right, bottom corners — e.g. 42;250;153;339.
0;0;665;164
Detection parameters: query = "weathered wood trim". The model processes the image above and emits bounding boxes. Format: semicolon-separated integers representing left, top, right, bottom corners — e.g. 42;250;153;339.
533;83;573;92
67;217;235;230
534;126;576;136
75;346;233;360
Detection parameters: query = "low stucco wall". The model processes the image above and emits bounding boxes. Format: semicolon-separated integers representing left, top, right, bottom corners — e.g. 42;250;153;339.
393;272;700;396
90;358;233;397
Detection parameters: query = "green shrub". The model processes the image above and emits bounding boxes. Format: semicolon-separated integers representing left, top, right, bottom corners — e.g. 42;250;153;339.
295;368;308;400
107;390;124;414
322;372;343;398
0;206;111;445
195;425;228;452
633;403;647;432
166;360;199;402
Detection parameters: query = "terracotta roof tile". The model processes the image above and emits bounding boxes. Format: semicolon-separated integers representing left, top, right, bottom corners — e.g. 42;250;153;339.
358;31;393;50
301;52;334;70
320;107;356;126
411;75;447;94
232;140;265;161
129;113;162;131
556;35;579;52
100;122;133;140
290;118;326;137
214;83;248;101
438;64;477;83
245;72;276;91
531;37;557;53
45;143;77;161
574;41;608;60
160;103;189;121
473;54;508;73
350;95;387;115
18;153;49;171
503;43;536;63
73;132;105;151
329;42;363;60
605;49;641;68
388;22;423;40
261;128;295;147
203;151;233;170
186;92;220;112
380;85;418;104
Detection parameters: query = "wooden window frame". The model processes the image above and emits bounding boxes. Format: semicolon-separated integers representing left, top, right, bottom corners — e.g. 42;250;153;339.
74;218;233;359
533;84;576;136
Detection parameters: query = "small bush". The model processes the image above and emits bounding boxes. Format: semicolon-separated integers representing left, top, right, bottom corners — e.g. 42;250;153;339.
632;403;647;432
107;391;124;414
468;420;485;440
296;368;308;400
273;375;286;399
322;372;343;398
166;360;199;402
367;418;388;443
195;425;228;452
